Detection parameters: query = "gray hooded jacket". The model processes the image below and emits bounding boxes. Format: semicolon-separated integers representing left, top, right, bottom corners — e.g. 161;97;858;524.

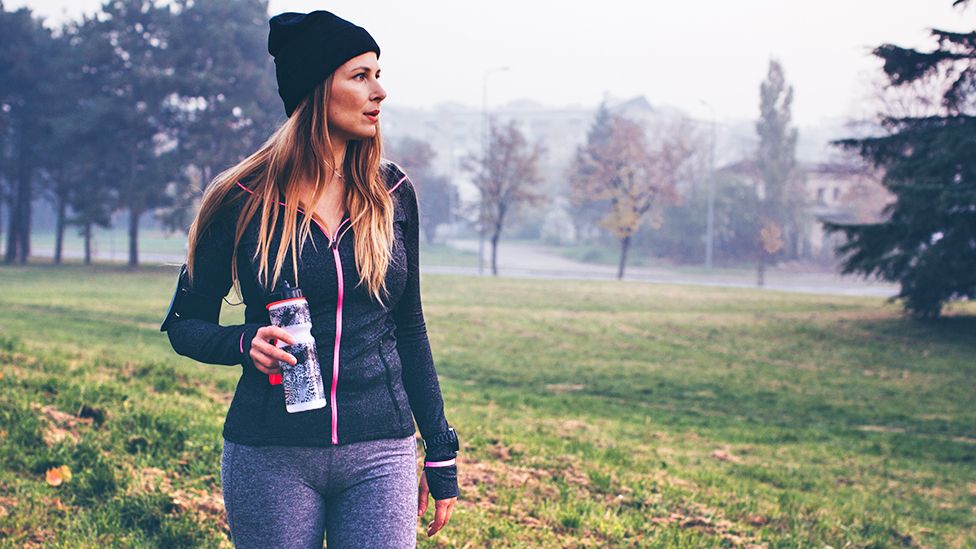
161;160;457;498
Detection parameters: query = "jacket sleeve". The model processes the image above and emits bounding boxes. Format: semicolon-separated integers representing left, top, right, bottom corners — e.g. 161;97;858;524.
391;176;458;499
163;204;265;369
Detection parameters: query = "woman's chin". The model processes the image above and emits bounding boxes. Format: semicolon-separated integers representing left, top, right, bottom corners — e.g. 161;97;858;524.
352;127;378;140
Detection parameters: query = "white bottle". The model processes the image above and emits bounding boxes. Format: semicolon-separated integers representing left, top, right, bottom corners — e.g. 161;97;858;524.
267;282;327;413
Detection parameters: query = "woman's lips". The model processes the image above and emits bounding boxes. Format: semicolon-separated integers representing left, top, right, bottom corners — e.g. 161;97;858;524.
364;111;379;122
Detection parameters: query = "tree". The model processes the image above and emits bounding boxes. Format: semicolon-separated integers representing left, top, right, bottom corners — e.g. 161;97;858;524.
386;135;436;181
416;174;456;245
54;13;125;264
158;0;280;236
572;113;691;279
462;117;546;276
755;58;800;286
0;5;59;264
386;135;457;243
825;1;976;318
646;172;761;266
567;101;613;243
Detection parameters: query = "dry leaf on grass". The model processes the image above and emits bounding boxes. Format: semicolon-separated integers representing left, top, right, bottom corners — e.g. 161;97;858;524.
31;403;94;446
711;449;744;464
45;465;72;487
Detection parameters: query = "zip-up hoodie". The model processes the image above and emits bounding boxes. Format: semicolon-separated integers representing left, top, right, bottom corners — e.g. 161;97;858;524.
161;160;458;499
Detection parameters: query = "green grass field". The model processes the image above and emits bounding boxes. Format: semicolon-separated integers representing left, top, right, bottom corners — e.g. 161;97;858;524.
0;263;974;547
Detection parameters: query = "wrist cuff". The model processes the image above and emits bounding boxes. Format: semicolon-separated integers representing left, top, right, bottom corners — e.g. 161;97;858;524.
425;458;456;468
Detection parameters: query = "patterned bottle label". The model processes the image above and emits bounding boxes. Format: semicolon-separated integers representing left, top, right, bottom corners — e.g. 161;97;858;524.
280;340;326;411
269;298;324;412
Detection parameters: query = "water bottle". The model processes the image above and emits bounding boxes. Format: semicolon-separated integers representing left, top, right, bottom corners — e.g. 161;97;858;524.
266;281;327;413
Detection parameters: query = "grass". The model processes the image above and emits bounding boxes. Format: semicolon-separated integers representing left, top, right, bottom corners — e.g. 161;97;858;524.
0;263;974;547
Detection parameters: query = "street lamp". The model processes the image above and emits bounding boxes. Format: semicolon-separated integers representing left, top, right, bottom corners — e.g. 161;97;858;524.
699;99;717;270
479;65;510;276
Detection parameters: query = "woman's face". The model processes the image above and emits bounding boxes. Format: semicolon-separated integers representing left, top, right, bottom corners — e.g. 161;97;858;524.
327;51;386;143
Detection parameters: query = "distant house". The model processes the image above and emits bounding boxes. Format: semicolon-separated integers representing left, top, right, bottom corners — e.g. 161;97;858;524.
718;159;893;262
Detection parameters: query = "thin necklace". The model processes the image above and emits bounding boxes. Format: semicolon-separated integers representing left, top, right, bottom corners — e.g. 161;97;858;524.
325;161;344;180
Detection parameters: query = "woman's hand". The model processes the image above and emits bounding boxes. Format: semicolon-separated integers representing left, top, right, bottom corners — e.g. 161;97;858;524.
417;470;456;537
249;325;297;375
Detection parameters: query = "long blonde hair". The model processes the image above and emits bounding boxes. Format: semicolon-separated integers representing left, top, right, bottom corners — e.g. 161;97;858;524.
185;74;395;307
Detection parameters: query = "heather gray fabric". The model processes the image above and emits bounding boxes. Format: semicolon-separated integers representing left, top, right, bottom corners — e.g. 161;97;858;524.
221;435;418;548
162;160;457;499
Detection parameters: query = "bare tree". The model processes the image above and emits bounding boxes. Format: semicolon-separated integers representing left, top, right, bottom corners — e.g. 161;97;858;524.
462;117;546;275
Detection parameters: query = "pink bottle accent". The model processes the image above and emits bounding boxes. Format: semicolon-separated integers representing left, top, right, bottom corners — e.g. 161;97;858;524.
233;173;406;445
425;458;456;467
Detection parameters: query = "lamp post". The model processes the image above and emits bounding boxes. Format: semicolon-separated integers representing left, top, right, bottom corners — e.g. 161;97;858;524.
479;65;510;275
699;99;717;270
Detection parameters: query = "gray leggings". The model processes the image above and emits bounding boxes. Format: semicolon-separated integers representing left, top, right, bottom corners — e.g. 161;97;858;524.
221;435;418;548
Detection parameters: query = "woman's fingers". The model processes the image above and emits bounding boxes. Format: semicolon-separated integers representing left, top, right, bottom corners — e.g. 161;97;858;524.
250;326;297;374
254;338;297;366
417;472;430;517
249;346;286;375
426;498;456;537
256;325;297;346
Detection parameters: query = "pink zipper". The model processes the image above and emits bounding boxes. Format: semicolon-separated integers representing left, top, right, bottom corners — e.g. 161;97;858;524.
234;175;406;445
324;218;350;444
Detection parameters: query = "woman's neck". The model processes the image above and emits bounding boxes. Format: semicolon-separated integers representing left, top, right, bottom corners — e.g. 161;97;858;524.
329;139;347;176
296;139;348;210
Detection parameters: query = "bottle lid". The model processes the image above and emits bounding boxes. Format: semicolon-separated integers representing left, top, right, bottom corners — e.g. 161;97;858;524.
268;280;303;303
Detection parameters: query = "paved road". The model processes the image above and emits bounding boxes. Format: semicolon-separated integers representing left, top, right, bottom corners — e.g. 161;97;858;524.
442;239;899;297
27;239;900;298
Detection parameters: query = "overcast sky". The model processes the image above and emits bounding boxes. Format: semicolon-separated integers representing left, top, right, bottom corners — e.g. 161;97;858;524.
9;0;973;127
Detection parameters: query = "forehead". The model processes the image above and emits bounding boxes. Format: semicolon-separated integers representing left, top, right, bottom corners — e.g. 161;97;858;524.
339;51;379;71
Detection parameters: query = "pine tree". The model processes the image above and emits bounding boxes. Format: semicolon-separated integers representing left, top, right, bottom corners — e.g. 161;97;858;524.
826;1;976;318
754;59;799;286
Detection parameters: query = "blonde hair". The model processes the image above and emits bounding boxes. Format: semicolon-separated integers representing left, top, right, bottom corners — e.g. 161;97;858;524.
185;74;395;307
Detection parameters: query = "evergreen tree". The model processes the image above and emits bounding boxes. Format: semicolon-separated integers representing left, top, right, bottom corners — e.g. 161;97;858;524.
754;58;799;286
826;1;976;318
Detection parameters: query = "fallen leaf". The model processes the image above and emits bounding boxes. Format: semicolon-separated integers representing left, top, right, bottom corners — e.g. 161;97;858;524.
45;467;63;487
45;465;72;487
747;514;769;526
710;449;742;463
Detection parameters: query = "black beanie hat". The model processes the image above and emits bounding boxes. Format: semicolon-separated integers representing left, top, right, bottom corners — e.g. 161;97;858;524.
268;11;381;118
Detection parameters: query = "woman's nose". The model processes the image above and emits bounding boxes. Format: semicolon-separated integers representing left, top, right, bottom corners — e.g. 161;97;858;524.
372;82;387;102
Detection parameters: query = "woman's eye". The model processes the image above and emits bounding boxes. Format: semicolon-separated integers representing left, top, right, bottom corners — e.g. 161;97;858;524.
356;73;367;80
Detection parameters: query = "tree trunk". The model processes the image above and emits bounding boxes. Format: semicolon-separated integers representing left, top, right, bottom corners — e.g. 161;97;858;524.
0;191;4;258
16;125;31;264
128;207;141;267
617;234;631;280
84;222;92;265
490;231;499;276
54;194;66;264
5;161;31;264
571;217;584;244
757;248;766;287
18;171;30;264
2;184;13;264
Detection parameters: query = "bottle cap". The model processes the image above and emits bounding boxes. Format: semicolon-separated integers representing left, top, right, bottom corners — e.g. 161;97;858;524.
267;280;304;306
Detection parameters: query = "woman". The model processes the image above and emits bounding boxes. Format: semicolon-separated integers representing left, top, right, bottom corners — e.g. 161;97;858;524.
160;10;459;548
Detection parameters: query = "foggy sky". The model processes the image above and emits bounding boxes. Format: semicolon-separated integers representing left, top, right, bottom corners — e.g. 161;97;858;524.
8;0;973;127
